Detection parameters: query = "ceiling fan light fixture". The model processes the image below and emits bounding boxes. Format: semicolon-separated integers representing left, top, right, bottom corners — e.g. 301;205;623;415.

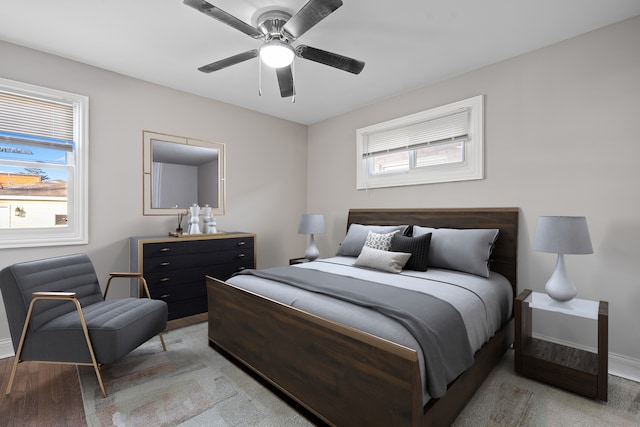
260;40;295;68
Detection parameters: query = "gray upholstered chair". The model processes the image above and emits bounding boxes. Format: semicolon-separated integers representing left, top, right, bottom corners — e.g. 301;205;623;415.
0;253;168;397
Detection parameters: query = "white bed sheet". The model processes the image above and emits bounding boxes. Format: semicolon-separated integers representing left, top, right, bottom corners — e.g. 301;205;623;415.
225;256;513;403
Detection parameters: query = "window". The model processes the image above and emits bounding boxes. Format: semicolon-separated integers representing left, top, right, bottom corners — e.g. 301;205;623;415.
0;77;88;248
356;95;483;189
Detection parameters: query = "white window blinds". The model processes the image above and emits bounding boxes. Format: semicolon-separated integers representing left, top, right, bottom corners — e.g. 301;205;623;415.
362;109;469;157
0;90;74;146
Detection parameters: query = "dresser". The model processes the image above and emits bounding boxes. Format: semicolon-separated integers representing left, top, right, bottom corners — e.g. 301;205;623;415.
130;233;255;320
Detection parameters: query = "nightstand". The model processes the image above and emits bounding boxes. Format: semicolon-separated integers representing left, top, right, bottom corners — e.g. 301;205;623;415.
514;289;608;401
289;257;310;265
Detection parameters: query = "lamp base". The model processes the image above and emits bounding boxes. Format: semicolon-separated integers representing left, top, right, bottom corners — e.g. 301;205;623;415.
545;253;577;302
304;234;319;261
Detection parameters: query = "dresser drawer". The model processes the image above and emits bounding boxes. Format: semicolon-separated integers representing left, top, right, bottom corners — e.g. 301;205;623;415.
144;258;253;288
142;237;254;258
149;279;206;302
142;248;252;274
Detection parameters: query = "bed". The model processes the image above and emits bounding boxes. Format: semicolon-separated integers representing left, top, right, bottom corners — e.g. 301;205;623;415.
206;208;518;426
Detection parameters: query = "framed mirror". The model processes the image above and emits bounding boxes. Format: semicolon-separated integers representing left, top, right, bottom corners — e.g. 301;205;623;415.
143;131;225;216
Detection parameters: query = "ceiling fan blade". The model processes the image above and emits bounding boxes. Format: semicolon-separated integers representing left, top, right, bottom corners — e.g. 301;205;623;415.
295;45;364;74
283;0;343;41
184;0;263;39
276;66;295;98
198;50;258;73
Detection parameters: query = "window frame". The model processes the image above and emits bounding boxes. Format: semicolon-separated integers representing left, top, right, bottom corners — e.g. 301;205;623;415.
356;95;484;190
0;77;88;249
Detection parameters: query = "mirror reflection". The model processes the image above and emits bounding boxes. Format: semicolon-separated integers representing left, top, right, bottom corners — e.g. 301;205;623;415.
143;131;225;216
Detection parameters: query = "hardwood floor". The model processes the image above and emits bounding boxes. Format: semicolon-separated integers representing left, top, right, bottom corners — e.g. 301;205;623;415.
0;313;207;427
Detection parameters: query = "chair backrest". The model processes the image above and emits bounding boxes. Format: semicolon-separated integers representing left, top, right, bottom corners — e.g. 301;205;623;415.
0;254;104;349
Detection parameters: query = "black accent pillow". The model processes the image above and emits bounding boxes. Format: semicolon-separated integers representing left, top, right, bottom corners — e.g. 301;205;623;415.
390;233;432;271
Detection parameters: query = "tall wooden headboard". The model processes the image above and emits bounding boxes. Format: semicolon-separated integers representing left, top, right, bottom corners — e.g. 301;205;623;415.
347;208;519;293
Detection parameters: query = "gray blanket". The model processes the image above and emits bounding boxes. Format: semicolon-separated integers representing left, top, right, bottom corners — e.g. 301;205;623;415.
235;266;473;398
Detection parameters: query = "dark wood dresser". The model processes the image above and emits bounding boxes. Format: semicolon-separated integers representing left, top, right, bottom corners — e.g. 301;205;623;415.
130;233;255;320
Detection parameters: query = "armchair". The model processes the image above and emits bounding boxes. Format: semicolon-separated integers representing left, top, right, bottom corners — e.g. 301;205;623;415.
0;253;168;397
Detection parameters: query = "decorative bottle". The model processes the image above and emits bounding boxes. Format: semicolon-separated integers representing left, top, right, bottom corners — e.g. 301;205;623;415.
202;204;213;234
187;204;201;235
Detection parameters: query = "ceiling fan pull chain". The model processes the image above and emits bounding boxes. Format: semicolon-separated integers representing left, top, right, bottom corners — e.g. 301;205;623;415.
258;58;262;96
291;61;296;103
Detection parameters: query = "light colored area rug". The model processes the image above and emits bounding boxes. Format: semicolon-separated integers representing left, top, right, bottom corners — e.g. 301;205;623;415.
80;321;640;426
78;322;312;426
454;350;640;427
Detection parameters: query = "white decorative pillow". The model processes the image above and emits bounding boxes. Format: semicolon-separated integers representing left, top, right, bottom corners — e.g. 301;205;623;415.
363;230;399;251
354;246;411;273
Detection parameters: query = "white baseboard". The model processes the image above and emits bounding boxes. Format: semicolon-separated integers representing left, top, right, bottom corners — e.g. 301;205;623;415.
609;353;640;382
534;333;640;383
0;338;14;359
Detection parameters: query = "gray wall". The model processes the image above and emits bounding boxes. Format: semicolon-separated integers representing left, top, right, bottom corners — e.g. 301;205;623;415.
0;40;308;350
307;16;640;377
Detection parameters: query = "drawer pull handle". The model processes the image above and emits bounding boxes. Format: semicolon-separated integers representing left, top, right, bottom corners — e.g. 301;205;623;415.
237;241;246;246
160;277;170;282
237;253;245;258
160;247;170;252
160;294;170;299
160;262;170;266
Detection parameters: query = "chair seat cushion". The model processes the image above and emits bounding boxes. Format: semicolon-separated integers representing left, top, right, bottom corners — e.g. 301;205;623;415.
21;298;167;364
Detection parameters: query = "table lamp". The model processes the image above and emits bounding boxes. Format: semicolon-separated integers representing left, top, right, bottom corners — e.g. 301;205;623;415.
298;214;325;261
532;216;593;301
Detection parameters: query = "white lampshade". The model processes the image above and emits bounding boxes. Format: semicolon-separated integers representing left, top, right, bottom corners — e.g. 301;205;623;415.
260;40;295;68
298;214;325;261
298;214;325;235
532;216;593;301
532;216;593;255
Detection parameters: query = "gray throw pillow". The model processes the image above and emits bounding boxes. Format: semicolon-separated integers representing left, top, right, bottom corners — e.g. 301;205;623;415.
336;224;409;257
413;226;499;277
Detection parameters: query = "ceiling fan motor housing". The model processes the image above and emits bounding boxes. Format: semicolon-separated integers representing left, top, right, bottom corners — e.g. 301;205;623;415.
257;10;292;41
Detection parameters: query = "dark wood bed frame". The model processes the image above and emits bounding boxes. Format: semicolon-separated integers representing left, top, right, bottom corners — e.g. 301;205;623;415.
207;208;519;426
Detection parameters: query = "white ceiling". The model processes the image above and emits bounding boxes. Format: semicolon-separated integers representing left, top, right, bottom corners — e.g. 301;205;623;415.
1;1;639;125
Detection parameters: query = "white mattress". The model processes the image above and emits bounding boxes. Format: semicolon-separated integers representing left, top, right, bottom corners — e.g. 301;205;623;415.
226;256;513;403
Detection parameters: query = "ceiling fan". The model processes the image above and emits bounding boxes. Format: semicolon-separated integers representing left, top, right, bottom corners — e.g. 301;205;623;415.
183;0;365;98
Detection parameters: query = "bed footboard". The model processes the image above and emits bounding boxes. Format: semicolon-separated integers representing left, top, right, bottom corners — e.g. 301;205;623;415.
207;276;424;427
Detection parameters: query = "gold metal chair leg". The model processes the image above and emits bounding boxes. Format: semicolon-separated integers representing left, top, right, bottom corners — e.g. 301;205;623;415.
159;332;167;352
72;298;108;397
5;357;21;395
92;363;107;398
6;297;39;395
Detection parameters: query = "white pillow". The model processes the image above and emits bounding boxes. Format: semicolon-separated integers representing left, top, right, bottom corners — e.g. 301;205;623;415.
353;246;411;273
363;230;399;251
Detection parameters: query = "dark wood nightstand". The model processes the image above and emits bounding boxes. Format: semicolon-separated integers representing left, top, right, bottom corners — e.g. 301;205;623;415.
289;257;310;265
514;289;608;401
